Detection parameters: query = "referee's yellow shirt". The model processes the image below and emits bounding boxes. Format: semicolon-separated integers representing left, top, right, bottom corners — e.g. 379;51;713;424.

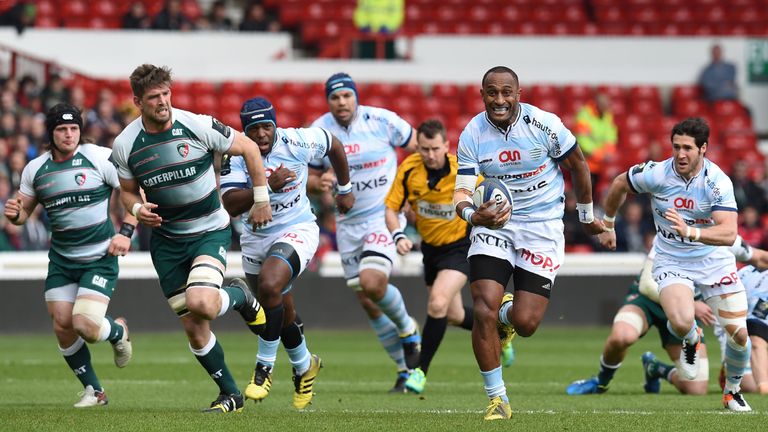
385;153;472;247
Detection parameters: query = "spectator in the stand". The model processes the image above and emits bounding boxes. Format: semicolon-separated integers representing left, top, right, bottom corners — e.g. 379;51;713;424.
0;112;16;138
354;0;403;33
17;75;39;109
122;1;151;29
0;1;35;34
86;90;124;147
69;86;86;112
699;43;738;103
615;200;654;253
0;168;18;250
353;0;403;59
28;113;47;149
201;0;234;31
8;150;26;189
40;74;69;111
575;92;617;186
239;2;279;32
152;0;194;31
738;206;765;250
732;161;767;213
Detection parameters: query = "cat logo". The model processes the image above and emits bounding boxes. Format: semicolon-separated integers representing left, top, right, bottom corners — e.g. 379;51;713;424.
177;143;190;158
75;172;87;186
172;128;183;136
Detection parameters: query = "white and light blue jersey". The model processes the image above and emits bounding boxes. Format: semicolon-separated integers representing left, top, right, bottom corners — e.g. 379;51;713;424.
456;103;577;221
737;265;768;323
221;126;331;236
310;105;412;224
627;157;738;260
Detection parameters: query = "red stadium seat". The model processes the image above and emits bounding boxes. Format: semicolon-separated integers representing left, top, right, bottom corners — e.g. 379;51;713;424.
431;83;461;100
397;83;424;99
562;84;593;101
367;82;398;98
190;81;216;96
673;99;710;118
221;81;252;98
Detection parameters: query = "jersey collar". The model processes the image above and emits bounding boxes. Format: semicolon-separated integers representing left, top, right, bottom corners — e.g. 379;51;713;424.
483;105;521;138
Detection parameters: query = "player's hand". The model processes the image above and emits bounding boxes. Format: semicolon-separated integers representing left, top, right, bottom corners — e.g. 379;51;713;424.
318;172;336;192
268;163;297;192
108;233;132;257
3;197;22;222
664;208;689;238
136;202;162;228
472;200;511;229
395;237;413;255
248;200;273;231
335;192;355;214
693;301;716;327
583;219;607;236
597;229;617;250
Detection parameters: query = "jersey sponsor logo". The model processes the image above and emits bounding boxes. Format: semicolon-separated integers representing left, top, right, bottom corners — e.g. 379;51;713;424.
524;114;559;143
498;150;522;164
172;128;183;136
134;153;159;168
74;172;87;186
142;166;197;187
674;197;694;209
344;143;361;155
281;135;320;150
72;158;82;166
656;270;687;282
416;201;455;220
509;180;548;194
177;143;190;158
494;163;548;181
271;194;301;212
211;118;231;138
632;161;655;175
470;232;512;249
219;246;226;259
352;175;388;192
349;157;388;171
519;248;560;273
656;225;696;243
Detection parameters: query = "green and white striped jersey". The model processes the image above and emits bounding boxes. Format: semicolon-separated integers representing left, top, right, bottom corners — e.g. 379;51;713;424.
19;144;117;262
112;108;235;238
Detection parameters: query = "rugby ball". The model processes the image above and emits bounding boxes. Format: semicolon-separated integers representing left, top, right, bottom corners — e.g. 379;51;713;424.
472;178;513;229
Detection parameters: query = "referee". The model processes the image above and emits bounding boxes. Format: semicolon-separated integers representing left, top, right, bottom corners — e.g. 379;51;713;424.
384;119;513;394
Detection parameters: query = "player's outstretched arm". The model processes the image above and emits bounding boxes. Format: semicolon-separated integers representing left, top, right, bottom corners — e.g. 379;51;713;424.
326;135;354;214
558;145;605;235
598;172;632;250
3;192;36;226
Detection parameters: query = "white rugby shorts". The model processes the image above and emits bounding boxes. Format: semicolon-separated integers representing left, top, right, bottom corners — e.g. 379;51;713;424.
653;252;744;300
337;217;398;280
468;219;564;283
240;221;319;278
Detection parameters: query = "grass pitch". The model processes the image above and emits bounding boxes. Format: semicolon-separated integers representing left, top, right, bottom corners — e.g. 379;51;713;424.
1;327;766;431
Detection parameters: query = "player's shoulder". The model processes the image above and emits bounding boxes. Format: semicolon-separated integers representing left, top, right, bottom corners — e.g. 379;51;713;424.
630;159;667;176
24;151;53;174
359;105;402;124
460;112;490;138
703;158;730;181
78;143;111;160
519;103;563;132
113;117;143;148
311;112;334;128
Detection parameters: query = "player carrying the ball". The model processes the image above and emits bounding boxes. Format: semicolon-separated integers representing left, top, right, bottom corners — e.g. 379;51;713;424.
452;66;605;420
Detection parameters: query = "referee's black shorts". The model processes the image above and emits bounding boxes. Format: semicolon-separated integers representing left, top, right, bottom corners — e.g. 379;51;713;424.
421;237;470;286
